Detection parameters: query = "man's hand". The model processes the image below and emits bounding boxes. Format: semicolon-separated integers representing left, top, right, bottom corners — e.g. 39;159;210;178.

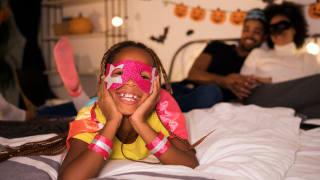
220;73;257;100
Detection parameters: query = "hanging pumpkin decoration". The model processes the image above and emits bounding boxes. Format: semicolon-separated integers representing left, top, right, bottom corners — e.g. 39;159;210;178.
210;8;226;24
190;6;206;22
174;3;188;18
308;1;320;19
229;9;246;26
69;13;93;35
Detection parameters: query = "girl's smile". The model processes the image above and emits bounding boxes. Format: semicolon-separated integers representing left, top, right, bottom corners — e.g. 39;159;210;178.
117;91;141;104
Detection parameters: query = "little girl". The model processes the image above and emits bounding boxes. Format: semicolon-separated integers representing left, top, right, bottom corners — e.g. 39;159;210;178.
59;41;199;179
0;41;199;179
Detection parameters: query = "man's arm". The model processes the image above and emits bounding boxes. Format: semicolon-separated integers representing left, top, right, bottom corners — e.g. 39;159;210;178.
187;53;225;85
187;52;256;100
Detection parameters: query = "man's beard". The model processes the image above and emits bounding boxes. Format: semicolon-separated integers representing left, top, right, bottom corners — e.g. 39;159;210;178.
239;38;260;52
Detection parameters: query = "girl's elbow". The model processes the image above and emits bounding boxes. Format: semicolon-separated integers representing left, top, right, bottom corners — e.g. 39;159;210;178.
190;158;199;169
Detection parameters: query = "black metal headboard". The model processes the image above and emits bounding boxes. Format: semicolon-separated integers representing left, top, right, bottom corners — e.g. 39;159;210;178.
168;38;240;81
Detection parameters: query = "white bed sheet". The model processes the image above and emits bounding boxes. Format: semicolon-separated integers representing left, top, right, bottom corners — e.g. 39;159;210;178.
285;127;320;180
1;103;320;180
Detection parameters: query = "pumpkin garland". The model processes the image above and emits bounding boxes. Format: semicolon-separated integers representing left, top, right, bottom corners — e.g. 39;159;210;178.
309;0;320;19
229;9;247;26
190;6;206;22
210;8;226;24
174;3;188;18
170;1;320;25
173;3;247;25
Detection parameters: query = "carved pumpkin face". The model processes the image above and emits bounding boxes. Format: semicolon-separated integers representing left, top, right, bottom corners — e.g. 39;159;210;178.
210;8;226;24
230;9;247;26
174;3;188;18
308;2;320;19
190;6;206;22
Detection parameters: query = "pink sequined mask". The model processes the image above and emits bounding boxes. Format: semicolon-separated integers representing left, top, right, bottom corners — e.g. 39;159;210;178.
104;60;157;94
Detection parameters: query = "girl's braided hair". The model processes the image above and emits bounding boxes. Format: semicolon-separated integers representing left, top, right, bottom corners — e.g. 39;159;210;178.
0;40;173;162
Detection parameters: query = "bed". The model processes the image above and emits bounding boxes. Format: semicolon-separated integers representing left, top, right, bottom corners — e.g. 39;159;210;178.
1;40;320;180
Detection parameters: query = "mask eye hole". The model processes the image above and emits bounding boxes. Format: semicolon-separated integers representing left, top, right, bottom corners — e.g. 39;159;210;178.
111;68;123;77
141;71;151;80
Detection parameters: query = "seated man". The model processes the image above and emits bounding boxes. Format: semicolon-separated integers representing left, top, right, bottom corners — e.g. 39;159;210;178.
170;8;268;112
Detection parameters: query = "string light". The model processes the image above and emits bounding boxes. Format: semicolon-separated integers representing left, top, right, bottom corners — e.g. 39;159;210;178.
306;41;320;55
306;34;320;55
111;16;123;27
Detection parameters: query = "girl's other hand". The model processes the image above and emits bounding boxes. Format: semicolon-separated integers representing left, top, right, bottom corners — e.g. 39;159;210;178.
98;78;123;124
130;76;161;125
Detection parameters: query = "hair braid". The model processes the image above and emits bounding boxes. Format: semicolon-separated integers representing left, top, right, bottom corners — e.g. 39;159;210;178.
0;133;67;162
144;45;172;94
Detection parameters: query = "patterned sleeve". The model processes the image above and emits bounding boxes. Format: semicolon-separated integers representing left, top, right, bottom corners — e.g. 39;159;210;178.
66;105;98;148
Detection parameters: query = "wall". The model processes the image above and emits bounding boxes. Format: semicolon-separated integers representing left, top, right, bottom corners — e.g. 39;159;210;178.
127;0;320;82
43;0;126;99
43;0;320;99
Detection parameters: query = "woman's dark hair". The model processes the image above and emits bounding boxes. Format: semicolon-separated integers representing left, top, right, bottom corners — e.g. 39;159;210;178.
264;2;308;49
0;41;172;162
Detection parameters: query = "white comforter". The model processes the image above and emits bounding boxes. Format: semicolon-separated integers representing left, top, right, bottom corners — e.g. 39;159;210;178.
1;103;320;180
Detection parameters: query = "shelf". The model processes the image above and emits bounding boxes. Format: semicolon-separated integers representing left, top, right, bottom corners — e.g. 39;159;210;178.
42;0;105;7
41;0;128;79
44;69;99;76
43;32;106;41
43;32;127;41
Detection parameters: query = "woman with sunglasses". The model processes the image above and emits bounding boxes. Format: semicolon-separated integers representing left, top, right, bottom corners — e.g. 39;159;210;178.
240;2;320;119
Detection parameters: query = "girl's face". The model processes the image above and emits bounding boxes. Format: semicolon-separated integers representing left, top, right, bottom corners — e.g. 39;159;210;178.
106;47;154;115
269;15;295;46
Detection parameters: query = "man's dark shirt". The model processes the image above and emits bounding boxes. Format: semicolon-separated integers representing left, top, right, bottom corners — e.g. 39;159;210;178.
186;40;246;101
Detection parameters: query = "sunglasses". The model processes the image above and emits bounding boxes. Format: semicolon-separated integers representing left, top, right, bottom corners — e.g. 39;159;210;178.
269;20;292;35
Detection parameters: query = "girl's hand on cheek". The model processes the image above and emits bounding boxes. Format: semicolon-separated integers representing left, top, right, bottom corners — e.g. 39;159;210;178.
130;76;161;125
98;80;123;125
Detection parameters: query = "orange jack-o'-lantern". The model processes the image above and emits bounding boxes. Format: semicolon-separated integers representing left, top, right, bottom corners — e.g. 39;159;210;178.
308;2;320;19
174;3;188;18
190;6;206;22
210;8;226;24
229;9;246;26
